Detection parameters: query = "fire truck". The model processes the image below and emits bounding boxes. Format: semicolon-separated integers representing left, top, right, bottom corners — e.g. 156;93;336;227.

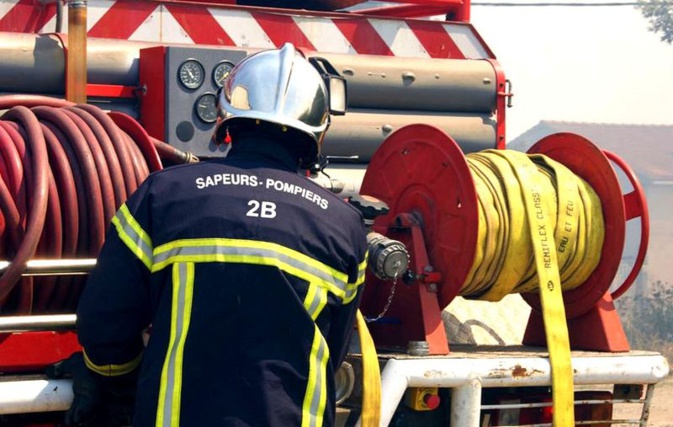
0;1;669;426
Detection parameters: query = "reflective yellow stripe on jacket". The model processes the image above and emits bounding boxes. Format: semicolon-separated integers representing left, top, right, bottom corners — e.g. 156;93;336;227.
152;238;363;303
83;349;143;377
112;204;153;270
156;262;195;427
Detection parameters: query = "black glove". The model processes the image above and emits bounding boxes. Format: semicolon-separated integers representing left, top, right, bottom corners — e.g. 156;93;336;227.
46;352;102;426
46;352;137;427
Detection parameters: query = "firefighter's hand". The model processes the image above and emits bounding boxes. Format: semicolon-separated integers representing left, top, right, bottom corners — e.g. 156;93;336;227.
45;352;102;426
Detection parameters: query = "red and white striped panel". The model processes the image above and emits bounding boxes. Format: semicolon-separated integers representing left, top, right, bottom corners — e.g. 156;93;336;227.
0;0;492;59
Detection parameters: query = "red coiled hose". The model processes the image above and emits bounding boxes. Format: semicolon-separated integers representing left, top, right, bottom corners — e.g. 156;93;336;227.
0;95;194;314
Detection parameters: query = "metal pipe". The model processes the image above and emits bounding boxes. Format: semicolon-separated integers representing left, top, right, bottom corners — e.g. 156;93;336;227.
0;32;152;94
0;314;76;333
318;52;497;113
309;164;367;197
0;379;73;415
56;0;64;33
375;358;409;427
640;383;656;427
324;109;496;162
66;1;88;104
451;379;482;427
0;259;96;276
0;353;668;420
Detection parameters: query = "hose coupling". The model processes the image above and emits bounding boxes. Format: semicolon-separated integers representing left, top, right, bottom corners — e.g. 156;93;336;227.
367;232;409;281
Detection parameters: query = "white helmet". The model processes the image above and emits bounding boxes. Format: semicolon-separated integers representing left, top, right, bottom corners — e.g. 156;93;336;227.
215;43;332;164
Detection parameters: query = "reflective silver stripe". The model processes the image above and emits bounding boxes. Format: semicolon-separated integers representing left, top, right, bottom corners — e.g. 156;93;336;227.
304;282;328;321
343;257;368;304
302;326;329;427
112;204;153;270
156;262;194;427
152;239;350;300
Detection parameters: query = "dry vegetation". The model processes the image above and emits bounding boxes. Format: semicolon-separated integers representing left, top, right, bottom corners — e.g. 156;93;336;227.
616;280;673;364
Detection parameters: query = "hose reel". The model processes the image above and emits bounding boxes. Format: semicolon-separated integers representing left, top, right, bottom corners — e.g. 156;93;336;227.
359;124;649;355
0;95;196;315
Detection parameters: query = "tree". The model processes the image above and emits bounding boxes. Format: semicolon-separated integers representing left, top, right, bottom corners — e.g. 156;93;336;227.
637;0;673;44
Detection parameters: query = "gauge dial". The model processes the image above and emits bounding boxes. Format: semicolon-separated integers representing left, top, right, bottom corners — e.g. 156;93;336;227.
194;92;218;123
178;59;205;90
213;61;235;88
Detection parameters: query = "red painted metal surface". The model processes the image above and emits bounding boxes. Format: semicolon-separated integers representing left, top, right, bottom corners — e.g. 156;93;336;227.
86;84;137;99
0;331;80;372
0;0;56;33
88;1;157;39
523;292;630;352
138;46;168;146
602;150;649;300
405;19;466;59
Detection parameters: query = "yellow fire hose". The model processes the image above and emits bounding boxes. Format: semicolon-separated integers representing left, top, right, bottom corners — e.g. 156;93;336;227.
356;310;381;426
463;149;604;426
356;149;605;426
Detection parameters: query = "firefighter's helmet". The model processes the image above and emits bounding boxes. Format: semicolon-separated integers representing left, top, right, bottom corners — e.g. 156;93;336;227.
214;43;330;164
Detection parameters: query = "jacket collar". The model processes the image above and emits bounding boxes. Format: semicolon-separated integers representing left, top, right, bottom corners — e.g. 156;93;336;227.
226;135;300;172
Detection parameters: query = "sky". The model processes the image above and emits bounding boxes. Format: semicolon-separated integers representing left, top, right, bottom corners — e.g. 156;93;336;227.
468;1;673;142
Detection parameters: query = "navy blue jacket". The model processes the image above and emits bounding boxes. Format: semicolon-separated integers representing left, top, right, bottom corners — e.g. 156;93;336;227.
76;138;368;427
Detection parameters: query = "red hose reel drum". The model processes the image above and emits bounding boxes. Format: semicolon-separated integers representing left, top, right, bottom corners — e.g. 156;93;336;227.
360;124;479;311
359;124;649;352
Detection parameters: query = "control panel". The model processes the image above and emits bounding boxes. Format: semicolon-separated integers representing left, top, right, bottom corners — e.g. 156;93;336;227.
139;45;249;158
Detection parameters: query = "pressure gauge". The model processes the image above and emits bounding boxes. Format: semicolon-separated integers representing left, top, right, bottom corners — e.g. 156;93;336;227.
213;61;235;88
194;92;218;123
178;59;205;90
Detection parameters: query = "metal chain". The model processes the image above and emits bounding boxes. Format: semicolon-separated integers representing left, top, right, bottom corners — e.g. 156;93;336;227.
365;260;402;323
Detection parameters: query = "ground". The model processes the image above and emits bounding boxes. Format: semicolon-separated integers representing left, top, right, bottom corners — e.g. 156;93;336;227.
614;374;673;427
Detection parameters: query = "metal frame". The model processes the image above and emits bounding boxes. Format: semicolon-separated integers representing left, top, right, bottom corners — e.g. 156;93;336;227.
1;348;667;423
375;350;670;426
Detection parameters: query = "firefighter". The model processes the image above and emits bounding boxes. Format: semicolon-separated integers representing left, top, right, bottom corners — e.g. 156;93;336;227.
50;43;368;426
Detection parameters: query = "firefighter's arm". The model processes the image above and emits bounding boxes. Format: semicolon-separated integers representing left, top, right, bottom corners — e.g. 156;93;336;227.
47;180;157;426
328;281;364;368
327;226;368;367
76;179;155;379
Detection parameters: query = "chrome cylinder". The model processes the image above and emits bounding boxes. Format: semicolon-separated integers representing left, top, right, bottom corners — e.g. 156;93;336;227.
0;315;76;333
317;52;497;113
324;109;496;162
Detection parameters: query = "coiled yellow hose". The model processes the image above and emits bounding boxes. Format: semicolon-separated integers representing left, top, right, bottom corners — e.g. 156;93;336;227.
462;149;605;300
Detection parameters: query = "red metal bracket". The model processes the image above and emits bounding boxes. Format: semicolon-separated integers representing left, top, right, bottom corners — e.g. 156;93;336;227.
358;212;450;355
400;213;450;355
